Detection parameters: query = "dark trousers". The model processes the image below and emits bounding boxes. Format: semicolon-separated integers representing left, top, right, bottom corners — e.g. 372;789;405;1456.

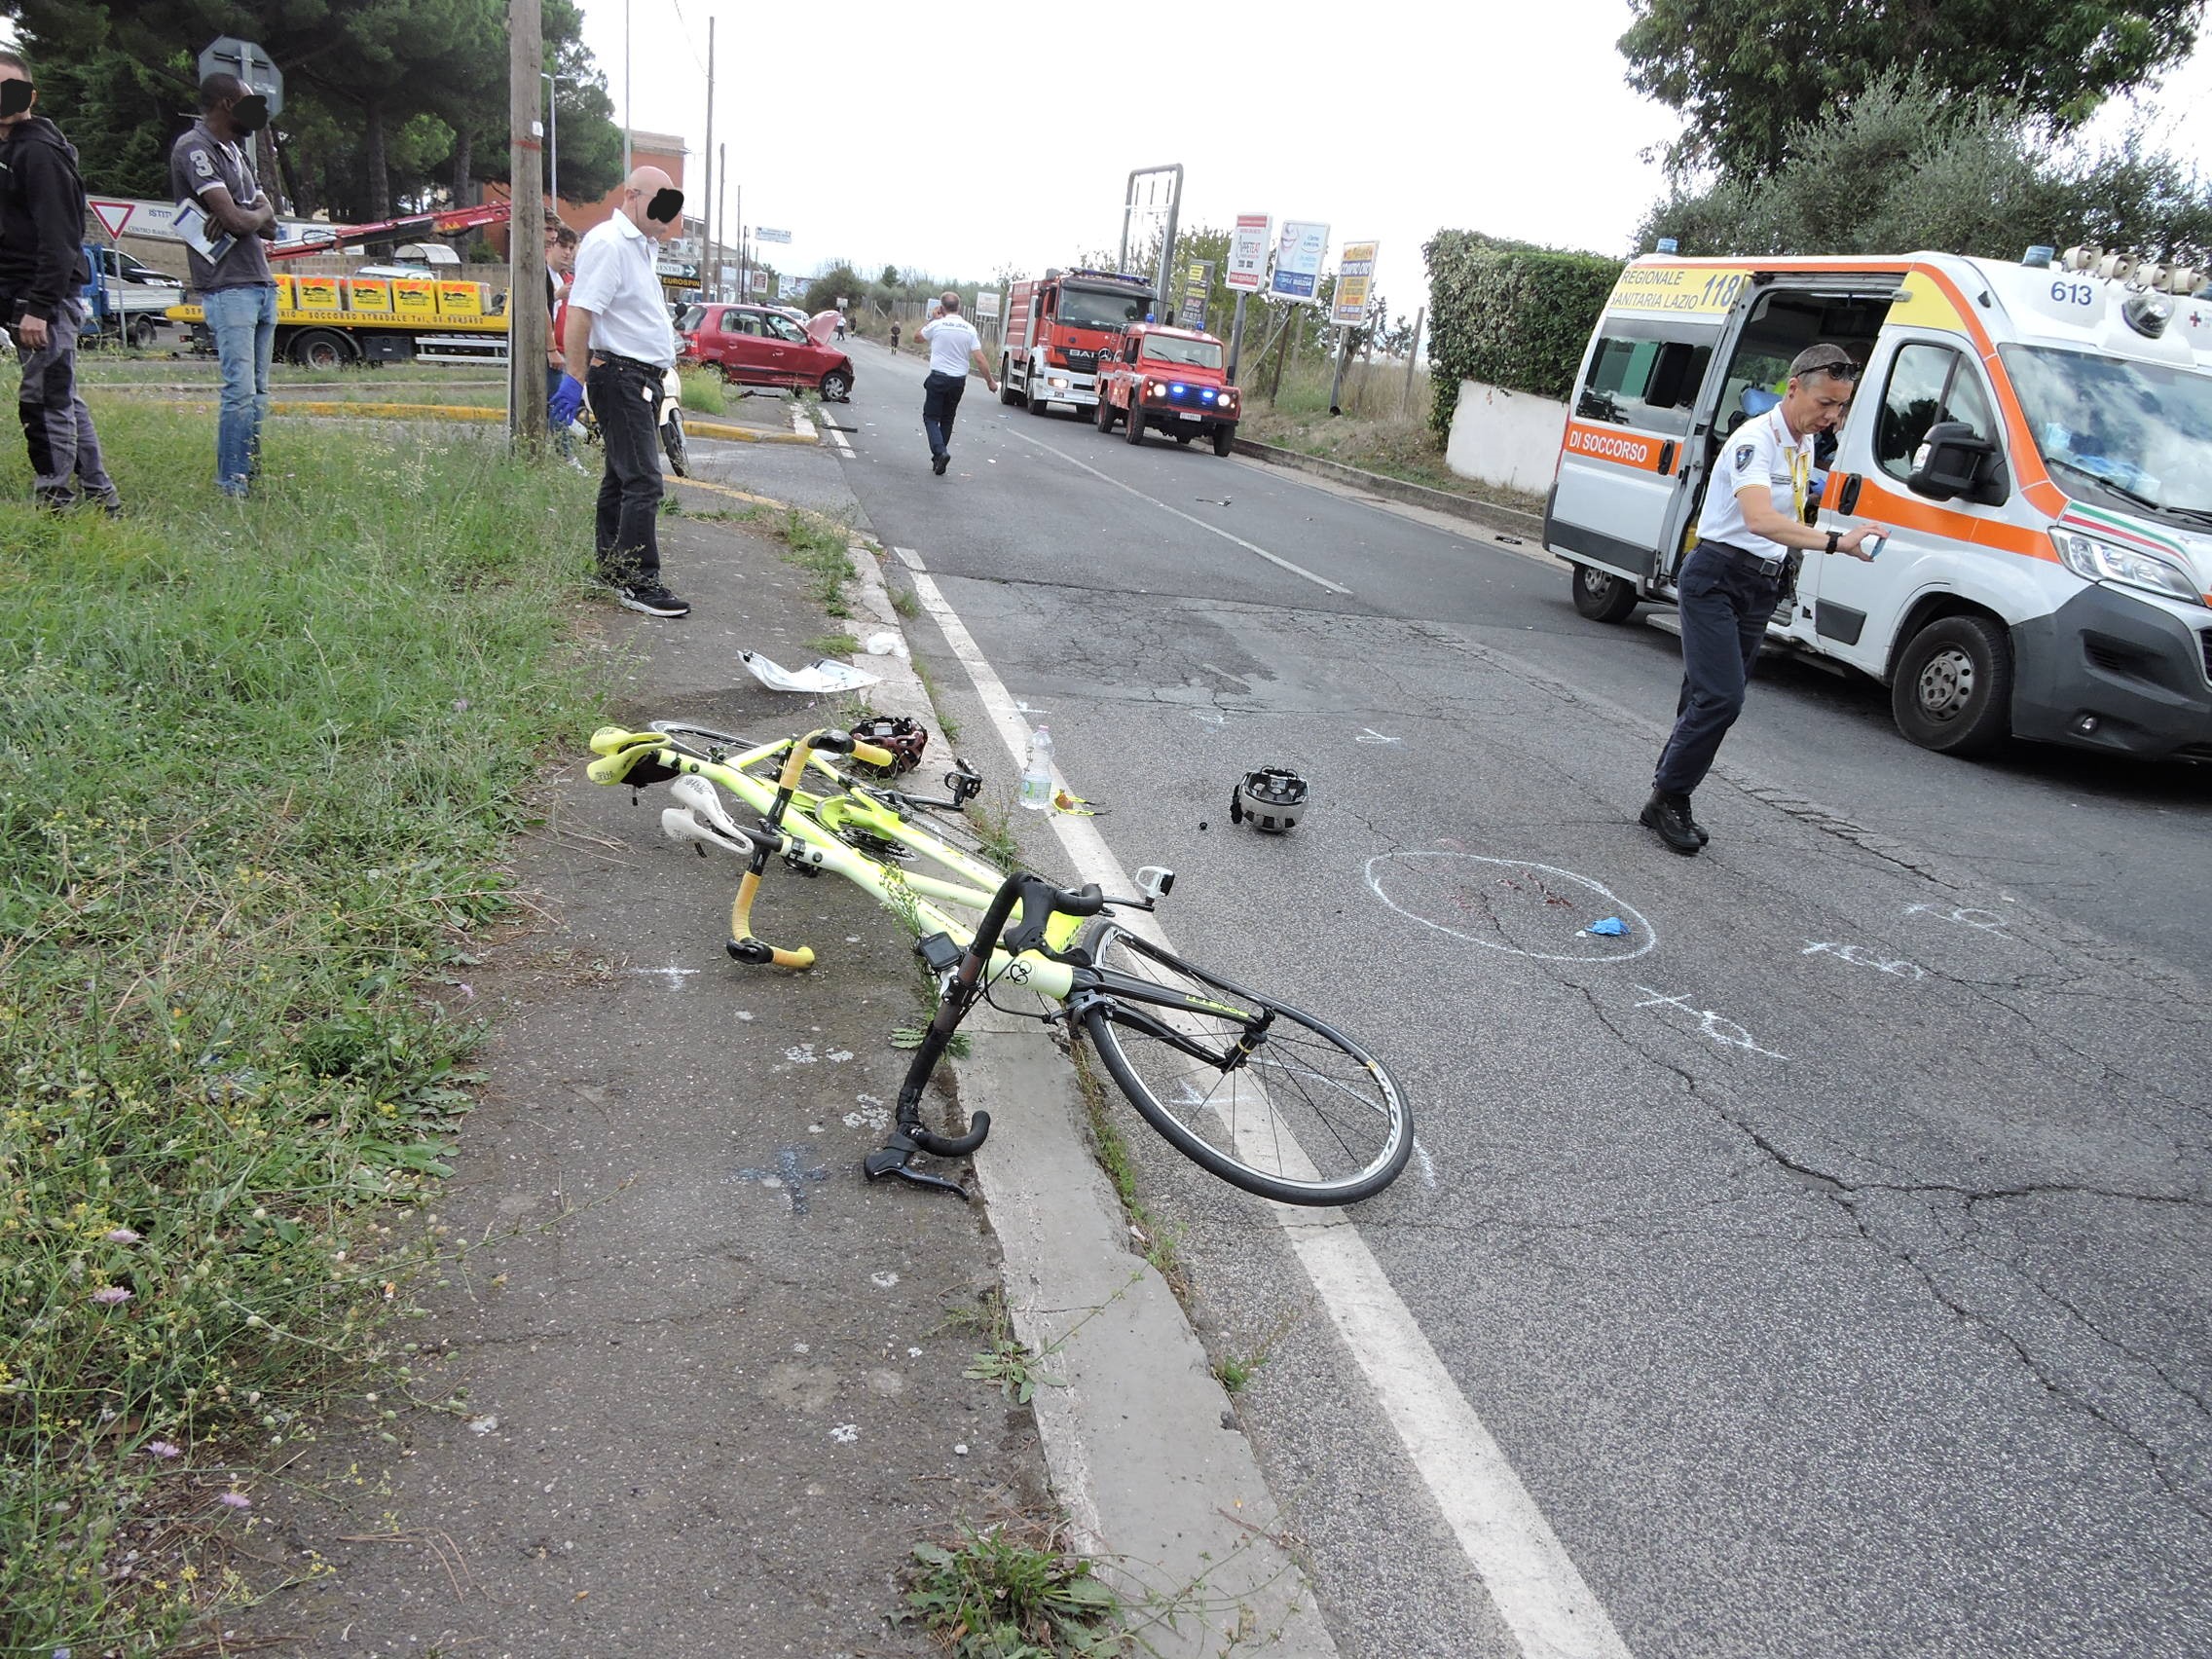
588;358;663;585
10;298;116;506
1652;541;1787;797
922;371;967;459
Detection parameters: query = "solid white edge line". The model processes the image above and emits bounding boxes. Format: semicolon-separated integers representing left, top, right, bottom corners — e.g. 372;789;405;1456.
905;565;1634;1659
997;424;1353;597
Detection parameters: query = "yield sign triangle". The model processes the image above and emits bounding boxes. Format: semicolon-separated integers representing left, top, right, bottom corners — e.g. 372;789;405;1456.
90;200;134;239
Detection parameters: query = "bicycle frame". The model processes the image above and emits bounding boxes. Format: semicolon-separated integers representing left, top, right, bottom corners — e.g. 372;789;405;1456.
588;723;1282;1198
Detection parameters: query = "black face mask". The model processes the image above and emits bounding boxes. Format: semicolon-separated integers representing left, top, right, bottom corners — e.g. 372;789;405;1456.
231;94;270;133
645;187;682;224
0;81;34;119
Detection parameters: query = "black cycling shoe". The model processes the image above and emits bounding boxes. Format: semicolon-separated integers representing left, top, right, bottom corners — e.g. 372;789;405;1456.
1641;790;1702;856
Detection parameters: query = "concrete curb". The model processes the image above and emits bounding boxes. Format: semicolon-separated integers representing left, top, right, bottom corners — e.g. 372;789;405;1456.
852;543;1340;1656
1232;435;1543;535
128;397;816;444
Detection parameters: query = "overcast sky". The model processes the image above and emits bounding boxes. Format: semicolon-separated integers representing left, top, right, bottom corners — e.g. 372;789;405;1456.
574;0;2212;306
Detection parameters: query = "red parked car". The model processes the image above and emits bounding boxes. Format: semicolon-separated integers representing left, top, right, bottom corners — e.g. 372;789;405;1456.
677;302;855;401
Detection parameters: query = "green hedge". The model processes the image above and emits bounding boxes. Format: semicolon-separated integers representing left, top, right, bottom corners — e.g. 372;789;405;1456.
1422;231;1623;443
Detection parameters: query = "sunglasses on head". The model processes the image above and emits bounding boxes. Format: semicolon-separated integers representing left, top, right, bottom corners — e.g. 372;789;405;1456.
1801;355;1860;380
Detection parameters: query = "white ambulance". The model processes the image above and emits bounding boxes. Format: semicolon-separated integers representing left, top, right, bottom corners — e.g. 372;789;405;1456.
1544;249;2212;759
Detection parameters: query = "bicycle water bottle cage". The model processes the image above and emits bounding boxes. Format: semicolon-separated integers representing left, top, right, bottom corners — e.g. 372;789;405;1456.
1230;767;1309;833
849;715;928;777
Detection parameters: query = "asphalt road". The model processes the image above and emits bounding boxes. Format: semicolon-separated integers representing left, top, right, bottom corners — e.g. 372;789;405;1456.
706;341;2212;1659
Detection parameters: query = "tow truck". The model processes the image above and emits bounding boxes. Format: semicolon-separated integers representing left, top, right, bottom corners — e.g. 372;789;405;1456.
165;200;515;367
1092;321;1239;455
999;267;1156;415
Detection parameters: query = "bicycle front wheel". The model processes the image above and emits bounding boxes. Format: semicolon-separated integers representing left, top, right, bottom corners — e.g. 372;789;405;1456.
1080;924;1412;1206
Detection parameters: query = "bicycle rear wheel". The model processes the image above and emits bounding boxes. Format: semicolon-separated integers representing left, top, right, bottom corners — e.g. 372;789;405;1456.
1079;924;1412;1206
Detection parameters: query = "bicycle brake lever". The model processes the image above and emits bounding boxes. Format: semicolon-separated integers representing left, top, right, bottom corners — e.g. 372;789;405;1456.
862;1138;971;1199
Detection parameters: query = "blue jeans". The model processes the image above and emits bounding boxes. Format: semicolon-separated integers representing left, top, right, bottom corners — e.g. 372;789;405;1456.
203;284;277;495
1652;542;1788;797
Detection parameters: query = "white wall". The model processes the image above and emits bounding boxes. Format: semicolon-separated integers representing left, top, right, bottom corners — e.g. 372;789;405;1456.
1445;379;1568;496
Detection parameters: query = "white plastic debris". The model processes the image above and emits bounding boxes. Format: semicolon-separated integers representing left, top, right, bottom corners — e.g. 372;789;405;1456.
862;631;909;659
467;1415;498;1435
739;650;879;694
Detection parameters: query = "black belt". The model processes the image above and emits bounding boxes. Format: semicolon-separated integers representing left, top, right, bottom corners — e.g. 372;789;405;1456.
592;351;666;375
1704;540;1788;579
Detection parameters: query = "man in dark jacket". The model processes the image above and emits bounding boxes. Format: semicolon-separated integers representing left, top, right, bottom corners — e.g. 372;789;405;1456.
0;49;120;513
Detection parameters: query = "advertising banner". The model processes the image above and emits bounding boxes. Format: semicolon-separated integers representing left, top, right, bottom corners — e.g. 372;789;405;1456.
1268;220;1329;305
1332;240;1379;327
1226;214;1272;292
756;228;793;244
1178;259;1214;329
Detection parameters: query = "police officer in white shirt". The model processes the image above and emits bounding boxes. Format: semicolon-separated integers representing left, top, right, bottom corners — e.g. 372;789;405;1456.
1642;344;1885;854
563;167;687;616
916;292;996;475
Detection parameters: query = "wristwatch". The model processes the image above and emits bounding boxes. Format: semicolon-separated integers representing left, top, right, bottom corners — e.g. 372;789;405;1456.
1825;529;1841;554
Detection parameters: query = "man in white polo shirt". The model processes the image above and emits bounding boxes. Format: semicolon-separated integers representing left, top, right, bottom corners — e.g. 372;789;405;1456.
563;166;687;617
1643;344;1885;854
916;291;996;476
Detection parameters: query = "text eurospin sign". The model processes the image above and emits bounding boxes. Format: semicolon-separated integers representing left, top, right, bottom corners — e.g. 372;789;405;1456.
1268;221;1329;305
1331;240;1379;327
1226;214;1271;292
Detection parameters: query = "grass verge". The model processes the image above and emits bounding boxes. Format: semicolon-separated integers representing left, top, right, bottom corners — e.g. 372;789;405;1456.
0;402;602;1651
771;507;858;616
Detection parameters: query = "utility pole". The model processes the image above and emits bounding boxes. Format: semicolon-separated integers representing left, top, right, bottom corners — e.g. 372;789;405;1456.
718;143;728;301
507;0;547;447
702;18;714;305
621;0;632;176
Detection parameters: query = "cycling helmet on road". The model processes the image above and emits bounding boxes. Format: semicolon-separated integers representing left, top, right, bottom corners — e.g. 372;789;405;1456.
1230;766;1309;833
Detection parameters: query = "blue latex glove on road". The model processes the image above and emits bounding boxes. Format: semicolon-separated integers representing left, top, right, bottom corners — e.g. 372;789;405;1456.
549;374;584;426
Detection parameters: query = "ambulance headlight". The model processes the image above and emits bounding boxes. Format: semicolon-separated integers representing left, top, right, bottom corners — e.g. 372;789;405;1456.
2051;528;2205;606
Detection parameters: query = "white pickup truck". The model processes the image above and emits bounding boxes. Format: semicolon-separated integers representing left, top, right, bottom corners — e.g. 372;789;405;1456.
84;246;187;347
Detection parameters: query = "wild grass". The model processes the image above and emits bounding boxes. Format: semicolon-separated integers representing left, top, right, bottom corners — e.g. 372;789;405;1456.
678;365;727;417
901;1518;1123;1657
0;402;602;1650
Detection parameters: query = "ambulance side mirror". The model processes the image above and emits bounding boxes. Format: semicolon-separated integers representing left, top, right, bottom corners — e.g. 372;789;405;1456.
1908;421;2009;507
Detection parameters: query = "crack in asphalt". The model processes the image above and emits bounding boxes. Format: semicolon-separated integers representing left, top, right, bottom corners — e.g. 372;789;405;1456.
1564;981;2212;1526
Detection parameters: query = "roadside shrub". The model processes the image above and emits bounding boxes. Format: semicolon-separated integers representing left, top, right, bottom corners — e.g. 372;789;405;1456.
1423;231;1622;442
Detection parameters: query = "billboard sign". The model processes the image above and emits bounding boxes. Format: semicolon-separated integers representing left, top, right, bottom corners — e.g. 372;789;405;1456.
750;269;769;294
1178;259;1214;330
1332;240;1379;327
755;227;793;244
975;289;1002;319
1268;220;1329;305
1226;214;1272;292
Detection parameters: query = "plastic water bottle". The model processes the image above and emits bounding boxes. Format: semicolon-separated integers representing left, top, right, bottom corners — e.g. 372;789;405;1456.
1018;725;1054;812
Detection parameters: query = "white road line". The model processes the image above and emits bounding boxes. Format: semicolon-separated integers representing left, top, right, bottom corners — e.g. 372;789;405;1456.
905;564;1634;1659
821;417;854;458
996;424;1352;596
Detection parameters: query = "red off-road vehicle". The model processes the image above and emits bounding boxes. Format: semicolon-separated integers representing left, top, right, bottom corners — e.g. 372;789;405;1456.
1093;323;1239;456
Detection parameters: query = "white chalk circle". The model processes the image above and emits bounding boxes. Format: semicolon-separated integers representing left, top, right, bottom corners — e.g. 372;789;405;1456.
1364;851;1657;963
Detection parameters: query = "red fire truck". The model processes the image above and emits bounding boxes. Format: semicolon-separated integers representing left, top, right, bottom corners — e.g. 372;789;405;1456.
1093;322;1239;456
998;268;1156;416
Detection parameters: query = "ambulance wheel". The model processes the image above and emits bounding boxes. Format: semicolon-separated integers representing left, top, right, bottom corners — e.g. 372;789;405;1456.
129;316;159;349
290;329;354;370
1124;406;1145;445
1892;614;2012;756
1570;564;1641;623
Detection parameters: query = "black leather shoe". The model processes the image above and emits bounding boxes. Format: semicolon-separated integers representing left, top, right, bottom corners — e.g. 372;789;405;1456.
1682;797;1711;846
1641;790;1702;855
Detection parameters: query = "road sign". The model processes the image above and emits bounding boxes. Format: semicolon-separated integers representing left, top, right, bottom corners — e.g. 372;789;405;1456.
1268;221;1329;305
89;200;135;240
750;270;770;294
756;227;793;244
1332;240;1379;327
1227;214;1272;292
198;37;283;116
975;290;1001;320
